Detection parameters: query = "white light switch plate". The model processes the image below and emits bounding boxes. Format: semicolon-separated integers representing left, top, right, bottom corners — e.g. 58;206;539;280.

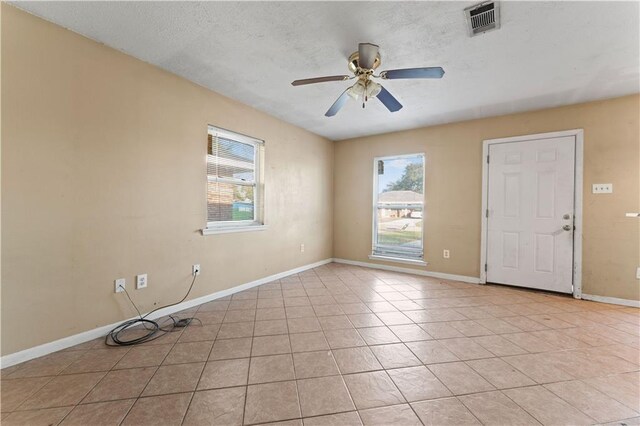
592;183;613;194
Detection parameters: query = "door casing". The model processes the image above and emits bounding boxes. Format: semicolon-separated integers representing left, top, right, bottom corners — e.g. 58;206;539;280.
480;129;584;298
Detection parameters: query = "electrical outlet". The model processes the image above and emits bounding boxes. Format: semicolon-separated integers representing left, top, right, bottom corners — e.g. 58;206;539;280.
192;264;201;276
300;244;305;253
636;267;640;280
592;183;613;194
115;278;125;293
136;274;147;289
443;249;450;259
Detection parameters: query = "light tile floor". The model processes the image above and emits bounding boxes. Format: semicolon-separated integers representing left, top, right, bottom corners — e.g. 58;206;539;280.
1;262;639;425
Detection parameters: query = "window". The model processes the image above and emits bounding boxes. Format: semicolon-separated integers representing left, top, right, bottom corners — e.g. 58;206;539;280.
203;126;265;235
371;154;425;263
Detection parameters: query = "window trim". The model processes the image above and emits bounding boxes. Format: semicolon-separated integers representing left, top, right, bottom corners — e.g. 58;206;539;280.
202;224;269;236
371;153;426;263
202;125;265;235
368;254;428;266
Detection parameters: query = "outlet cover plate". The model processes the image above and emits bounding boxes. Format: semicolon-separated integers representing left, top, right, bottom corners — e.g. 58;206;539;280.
115;278;125;293
592;183;613;194
136;274;147;289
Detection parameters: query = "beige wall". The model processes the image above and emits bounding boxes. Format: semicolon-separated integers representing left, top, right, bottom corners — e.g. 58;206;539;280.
1;5;334;355
334;95;640;301
2;4;639;358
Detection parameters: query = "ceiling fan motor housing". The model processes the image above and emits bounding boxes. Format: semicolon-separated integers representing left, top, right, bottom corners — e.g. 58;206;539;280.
348;51;381;75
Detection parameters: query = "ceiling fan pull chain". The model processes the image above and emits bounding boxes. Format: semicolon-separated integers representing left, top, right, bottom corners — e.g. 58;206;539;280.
364;80;368;108
365;80;368;102
363;78;366;107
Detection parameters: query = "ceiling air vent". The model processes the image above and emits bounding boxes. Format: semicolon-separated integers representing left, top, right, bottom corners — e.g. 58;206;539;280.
464;1;500;37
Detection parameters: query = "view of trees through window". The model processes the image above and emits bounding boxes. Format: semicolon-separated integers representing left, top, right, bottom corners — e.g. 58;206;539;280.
385;162;424;193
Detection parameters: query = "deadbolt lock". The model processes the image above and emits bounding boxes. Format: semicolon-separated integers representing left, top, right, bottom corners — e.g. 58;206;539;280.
563;214;571;220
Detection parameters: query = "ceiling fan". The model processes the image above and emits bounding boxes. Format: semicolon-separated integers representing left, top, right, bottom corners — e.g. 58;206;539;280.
291;43;445;117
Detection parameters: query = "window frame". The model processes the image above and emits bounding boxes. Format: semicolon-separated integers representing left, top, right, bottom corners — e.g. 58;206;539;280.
202;125;266;235
370;153;427;265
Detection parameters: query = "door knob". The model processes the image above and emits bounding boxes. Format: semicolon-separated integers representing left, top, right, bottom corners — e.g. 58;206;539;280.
562;224;572;231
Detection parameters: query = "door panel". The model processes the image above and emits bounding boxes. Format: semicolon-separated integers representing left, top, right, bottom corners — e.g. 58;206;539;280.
486;136;575;293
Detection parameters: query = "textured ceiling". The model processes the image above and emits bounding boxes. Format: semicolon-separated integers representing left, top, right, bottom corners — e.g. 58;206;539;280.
11;1;640;141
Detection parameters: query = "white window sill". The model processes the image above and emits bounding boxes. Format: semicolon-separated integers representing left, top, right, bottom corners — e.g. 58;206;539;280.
368;254;428;267
202;224;268;235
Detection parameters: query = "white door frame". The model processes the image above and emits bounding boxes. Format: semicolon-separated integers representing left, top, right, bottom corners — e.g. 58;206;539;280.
479;129;584;298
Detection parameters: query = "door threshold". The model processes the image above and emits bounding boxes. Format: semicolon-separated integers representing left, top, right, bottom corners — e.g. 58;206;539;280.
484;282;574;298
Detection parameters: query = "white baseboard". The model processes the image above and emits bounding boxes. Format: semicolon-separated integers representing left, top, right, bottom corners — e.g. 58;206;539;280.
5;257;635;369
332;257;480;284
581;293;640;308
335;259;639;308
0;258;333;369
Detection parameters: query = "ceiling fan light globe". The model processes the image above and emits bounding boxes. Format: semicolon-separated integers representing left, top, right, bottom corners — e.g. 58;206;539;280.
367;81;382;98
347;81;366;100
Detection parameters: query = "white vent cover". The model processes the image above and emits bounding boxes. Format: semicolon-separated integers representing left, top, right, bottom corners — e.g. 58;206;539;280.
465;1;500;37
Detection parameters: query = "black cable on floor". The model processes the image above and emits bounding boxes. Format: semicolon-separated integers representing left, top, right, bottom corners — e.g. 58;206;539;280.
105;274;200;346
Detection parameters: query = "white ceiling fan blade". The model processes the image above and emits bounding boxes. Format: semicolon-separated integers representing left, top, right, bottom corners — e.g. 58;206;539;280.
325;89;350;117
376;85;403;112
381;67;445;79
291;75;351;86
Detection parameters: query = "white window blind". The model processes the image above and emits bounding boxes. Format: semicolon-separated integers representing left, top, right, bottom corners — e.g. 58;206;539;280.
372;154;425;260
206;126;263;229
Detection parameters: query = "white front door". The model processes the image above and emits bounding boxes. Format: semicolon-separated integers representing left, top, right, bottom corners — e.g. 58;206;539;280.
486;136;576;293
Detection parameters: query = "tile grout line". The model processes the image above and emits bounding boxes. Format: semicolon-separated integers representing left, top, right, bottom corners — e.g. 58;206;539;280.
115;308;191;425
242;288;260;425
179;301;231;426
289;276;304;423
542;380;634;423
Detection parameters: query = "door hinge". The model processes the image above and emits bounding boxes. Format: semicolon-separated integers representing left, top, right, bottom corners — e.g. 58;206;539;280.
486;155;490;164
484;263;488;272
485;209;489;218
